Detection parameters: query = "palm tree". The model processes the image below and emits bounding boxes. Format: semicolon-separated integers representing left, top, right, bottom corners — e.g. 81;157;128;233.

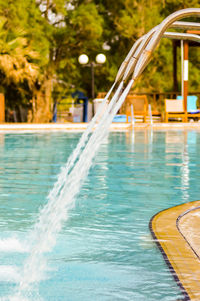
0;18;39;87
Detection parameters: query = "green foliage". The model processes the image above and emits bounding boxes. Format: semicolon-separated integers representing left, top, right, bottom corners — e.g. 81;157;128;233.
100;0;200;95
71;3;103;40
0;0;199;118
0;0;49;109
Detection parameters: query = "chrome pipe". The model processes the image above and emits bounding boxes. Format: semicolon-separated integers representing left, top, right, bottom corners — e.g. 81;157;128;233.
122;26;159;81
133;8;200;79
171;21;200;29
122;31;200;82
115;9;200;84
115;36;143;82
164;31;200;43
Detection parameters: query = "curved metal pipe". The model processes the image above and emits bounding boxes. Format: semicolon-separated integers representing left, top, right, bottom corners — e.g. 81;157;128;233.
122;31;200;82
171;21;200;29
133;8;200;79
115;18;200;83
106;9;200;129
164;31;200;43
115;36;144;82
122;26;159;81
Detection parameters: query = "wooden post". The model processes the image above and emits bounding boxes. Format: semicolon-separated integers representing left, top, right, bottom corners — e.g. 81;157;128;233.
173;41;178;92
0;93;5;123
183;41;189;114
91;62;95;99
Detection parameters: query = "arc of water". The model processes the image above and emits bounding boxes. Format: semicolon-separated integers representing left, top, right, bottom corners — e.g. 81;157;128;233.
47;82;115;201
16;80;133;295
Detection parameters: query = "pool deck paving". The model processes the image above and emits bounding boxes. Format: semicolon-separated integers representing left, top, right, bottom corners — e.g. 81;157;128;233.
150;200;200;301
0;122;200;131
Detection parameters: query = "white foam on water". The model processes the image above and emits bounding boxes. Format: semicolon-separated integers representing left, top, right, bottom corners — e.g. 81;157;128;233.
1;297;29;301
0;266;20;283
0;237;29;253
1;293;43;301
8;79;134;299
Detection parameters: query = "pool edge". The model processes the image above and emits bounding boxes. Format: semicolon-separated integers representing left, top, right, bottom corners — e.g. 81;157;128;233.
149;200;200;301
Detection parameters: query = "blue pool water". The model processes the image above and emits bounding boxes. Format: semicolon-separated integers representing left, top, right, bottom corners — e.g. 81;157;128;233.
0;130;199;300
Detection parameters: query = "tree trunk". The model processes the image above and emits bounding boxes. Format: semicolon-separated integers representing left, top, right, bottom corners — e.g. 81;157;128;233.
28;77;53;123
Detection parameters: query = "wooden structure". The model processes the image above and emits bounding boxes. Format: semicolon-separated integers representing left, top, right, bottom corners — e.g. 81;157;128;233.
165;95;200;122
125;95;148;122
187;111;200;120
0;93;5;123
165;98;187;122
173;30;200;115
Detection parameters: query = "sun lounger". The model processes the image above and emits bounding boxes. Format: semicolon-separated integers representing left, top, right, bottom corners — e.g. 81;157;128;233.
165;98;187;122
177;95;200;121
125;95;148;122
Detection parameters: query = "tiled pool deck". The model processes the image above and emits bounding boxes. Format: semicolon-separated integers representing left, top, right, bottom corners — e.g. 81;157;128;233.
0;122;200;131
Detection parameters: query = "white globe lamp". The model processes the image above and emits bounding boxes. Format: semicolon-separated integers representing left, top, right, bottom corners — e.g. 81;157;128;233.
96;53;106;64
78;54;89;65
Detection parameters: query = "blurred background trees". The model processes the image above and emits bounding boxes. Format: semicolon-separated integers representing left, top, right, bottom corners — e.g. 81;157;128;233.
0;0;199;122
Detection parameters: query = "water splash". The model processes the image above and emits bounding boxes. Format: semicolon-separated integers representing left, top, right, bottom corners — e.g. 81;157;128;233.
0;237;28;253
0;266;20;283
9;80;133;300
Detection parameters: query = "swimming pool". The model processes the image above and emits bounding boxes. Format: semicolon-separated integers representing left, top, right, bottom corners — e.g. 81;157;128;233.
0;130;199;300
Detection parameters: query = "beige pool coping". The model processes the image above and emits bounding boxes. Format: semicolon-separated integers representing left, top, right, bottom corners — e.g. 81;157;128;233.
0;122;200;131
150;201;200;301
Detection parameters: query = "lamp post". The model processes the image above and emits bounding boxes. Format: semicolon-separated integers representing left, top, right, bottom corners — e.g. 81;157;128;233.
78;53;106;99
